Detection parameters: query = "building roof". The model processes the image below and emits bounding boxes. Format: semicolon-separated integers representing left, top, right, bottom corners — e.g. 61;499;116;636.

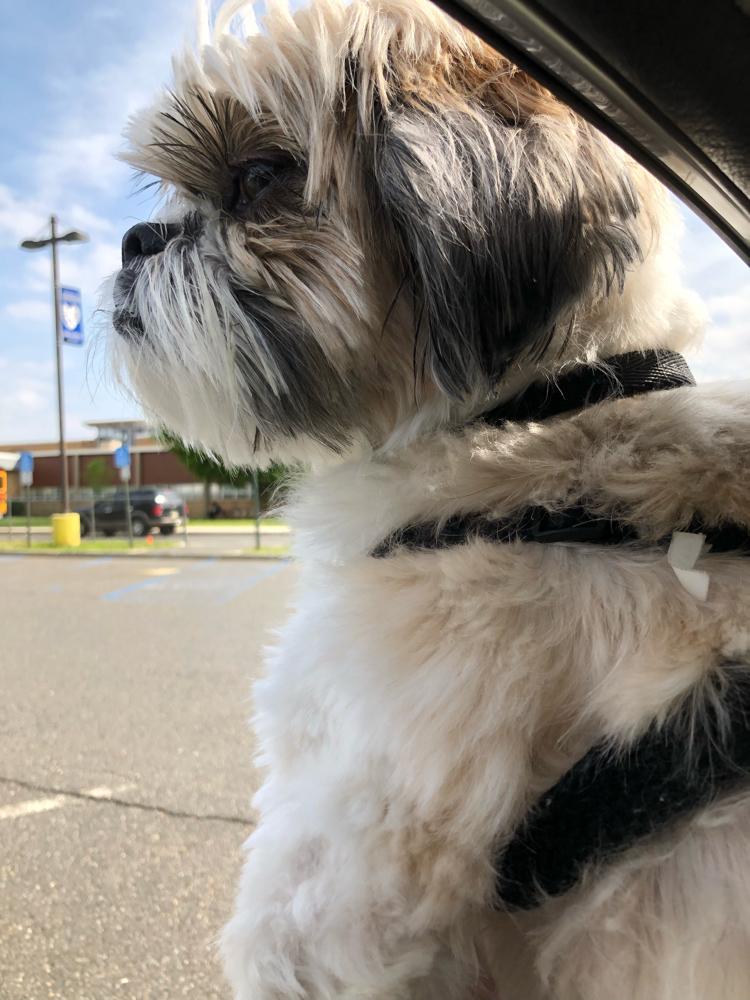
0;437;159;454
85;419;155;438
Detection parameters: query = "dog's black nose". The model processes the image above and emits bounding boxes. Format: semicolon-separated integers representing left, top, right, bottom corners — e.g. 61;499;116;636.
121;223;182;266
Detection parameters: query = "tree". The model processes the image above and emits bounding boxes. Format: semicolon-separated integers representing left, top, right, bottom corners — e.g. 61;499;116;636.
83;456;116;537
84;456;115;495
160;429;291;516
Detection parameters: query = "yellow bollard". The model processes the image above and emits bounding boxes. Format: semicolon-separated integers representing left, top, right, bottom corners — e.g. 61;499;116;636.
52;512;81;547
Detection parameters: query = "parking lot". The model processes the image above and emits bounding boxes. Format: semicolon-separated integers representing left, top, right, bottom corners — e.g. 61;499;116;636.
0;554;299;1000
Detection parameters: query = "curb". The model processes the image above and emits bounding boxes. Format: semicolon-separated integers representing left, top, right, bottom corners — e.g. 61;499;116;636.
0;547;292;561
0;526;291;536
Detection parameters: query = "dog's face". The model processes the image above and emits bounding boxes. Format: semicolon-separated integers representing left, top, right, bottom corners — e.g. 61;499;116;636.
112;0;648;464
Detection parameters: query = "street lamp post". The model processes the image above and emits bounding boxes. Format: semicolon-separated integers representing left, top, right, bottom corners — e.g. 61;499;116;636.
21;217;88;514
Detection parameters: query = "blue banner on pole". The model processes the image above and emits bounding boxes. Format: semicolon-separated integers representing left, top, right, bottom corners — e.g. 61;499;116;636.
114;445;130;469
19;452;34;473
60;287;84;345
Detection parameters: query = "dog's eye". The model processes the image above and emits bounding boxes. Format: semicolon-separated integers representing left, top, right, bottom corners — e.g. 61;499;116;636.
237;161;285;204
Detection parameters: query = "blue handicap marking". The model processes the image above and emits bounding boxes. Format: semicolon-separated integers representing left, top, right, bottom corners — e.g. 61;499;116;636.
213;560;289;605
76;557;114;569
102;558;289;603
103;558;212;601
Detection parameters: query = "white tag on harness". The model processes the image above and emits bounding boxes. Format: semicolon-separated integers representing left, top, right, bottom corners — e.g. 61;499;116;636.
667;531;709;601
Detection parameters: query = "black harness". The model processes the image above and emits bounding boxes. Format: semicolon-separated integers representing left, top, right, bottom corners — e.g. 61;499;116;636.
372;350;750;910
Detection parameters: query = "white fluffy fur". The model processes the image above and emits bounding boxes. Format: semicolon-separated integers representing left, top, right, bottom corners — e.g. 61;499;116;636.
220;383;750;999
110;1;750;996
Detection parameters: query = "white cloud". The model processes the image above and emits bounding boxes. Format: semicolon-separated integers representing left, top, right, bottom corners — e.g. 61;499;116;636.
0;183;119;246
0;184;50;248
0;354;141;444
688;283;750;382
0;358;55;441
3;222;122;348
674;201;750;383
5;299;52;323
0;0;199;445
27;2;194;210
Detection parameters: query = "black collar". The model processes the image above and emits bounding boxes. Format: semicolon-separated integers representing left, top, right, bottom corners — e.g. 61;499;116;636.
480;349;695;428
373;349;698;559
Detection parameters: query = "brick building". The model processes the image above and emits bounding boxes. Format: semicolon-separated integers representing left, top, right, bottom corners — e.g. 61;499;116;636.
1;421;268;518
2;421;200;496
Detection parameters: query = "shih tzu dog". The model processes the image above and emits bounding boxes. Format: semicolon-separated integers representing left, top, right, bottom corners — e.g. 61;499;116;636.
110;0;750;996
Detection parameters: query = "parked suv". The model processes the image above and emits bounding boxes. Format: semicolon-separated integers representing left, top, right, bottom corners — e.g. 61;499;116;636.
78;488;186;537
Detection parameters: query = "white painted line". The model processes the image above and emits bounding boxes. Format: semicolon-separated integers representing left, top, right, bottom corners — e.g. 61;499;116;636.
85;783;135;799
0;782;136;820
0;796;68;819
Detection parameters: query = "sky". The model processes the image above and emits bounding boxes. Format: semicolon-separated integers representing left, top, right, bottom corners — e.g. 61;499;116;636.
1;0;748;447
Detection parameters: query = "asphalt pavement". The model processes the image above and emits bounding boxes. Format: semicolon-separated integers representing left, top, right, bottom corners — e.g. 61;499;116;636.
0;554;300;999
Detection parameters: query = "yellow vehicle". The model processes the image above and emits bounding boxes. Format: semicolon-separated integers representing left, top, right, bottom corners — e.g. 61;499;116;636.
0;469;7;516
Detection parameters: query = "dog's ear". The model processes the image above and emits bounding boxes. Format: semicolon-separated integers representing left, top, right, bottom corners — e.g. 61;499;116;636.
365;49;643;399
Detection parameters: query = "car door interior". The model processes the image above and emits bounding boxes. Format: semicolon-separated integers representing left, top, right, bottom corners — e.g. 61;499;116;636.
430;0;750;265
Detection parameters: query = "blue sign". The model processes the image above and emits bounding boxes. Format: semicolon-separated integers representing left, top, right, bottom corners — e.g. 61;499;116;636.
19;451;34;473
114;445;130;469
60;287;84;345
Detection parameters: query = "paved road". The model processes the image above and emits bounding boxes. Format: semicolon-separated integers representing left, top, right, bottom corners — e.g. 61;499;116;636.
0;554;299;1000
177;531;290;554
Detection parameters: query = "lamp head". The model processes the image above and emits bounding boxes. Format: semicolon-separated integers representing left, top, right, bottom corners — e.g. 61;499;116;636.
20;230;89;250
60;230;89;243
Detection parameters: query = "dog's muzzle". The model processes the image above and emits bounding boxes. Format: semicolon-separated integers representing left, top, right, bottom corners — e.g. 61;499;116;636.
113;222;182;339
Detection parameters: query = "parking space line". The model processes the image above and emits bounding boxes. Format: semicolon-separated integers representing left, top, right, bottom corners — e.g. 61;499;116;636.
0;555;25;563
0;783;136;820
103;577;160;601
0;796;68;819
76;557;114;568
102;558;217;601
213;560;290;605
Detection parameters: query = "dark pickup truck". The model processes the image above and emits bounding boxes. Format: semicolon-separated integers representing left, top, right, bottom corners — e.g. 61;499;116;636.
78;487;186;537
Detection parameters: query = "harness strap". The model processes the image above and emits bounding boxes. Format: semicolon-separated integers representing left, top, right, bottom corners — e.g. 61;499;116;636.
372;506;750;559
369;349;750;910
497;664;750;911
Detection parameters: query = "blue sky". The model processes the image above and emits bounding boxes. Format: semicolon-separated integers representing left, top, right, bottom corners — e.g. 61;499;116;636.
1;0;748;446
